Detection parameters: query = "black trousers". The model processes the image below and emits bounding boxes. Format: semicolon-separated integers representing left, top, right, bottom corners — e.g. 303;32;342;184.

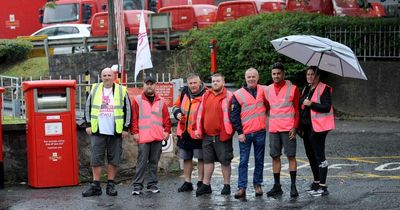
302;125;328;185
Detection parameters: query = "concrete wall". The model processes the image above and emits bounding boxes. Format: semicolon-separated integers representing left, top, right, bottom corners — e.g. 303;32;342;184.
327;61;400;118
49;51;175;81
2;124;179;184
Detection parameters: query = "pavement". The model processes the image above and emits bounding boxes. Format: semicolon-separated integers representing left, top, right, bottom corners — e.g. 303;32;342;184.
1;119;400;210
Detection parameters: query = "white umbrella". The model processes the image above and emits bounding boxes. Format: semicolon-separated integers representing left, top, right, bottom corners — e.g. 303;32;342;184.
271;35;367;80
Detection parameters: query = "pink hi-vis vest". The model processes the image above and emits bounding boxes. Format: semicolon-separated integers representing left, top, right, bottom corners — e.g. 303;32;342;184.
135;95;164;144
264;80;296;132
233;85;267;134
310;82;335;132
175;94;202;139
196;89;234;140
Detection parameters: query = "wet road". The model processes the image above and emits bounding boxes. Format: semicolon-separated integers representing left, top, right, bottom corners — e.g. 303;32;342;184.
1;119;400;209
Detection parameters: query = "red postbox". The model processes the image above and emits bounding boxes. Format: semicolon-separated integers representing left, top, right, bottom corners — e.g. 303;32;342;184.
0;87;5;189
22;80;78;188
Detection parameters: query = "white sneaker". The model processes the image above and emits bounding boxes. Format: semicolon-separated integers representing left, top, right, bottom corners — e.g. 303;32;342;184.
132;186;142;195
147;185;160;193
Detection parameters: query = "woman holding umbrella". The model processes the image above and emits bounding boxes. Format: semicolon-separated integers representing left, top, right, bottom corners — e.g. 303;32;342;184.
299;66;335;196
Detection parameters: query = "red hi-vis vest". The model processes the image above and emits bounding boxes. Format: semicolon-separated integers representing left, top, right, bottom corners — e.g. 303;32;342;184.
310;82;335;132
175;94;202;139
196;89;234;141
264;80;297;132
233;85;267;134
135;95;164;144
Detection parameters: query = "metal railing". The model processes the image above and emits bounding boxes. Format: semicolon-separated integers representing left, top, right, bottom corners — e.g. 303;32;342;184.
324;25;400;61
30;31;188;56
0;73;174;121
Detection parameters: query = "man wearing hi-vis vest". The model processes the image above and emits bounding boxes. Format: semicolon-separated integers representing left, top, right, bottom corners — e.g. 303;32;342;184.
230;68;267;199
299;66;335;197
194;73;234;197
172;73;206;193
131;76;171;195
83;68;132;197
263;63;300;198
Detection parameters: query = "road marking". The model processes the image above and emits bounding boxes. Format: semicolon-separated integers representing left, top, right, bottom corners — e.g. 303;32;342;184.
375;162;400;171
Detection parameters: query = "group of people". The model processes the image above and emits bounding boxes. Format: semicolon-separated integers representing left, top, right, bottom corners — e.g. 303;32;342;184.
82;63;335;199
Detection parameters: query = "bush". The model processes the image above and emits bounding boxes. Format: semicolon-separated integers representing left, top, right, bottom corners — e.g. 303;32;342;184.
177;13;400;86
0;39;33;65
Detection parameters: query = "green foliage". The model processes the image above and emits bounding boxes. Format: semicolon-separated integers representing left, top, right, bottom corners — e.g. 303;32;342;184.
178;13;400;86
0;39;33;65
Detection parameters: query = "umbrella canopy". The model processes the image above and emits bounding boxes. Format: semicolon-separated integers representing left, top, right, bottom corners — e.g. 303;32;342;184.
271;35;367;80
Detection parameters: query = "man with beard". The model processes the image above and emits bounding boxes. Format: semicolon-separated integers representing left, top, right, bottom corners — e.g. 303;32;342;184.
131;76;171;195
194;73;234;196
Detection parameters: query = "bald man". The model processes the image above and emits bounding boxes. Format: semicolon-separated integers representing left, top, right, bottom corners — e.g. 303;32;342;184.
83;68;132;197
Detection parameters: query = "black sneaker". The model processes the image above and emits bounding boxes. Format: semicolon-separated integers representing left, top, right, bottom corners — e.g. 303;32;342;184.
147;185;160;193
82;183;102;197
266;184;283;197
132;185;143;195
310;186;329;197
197;181;203;189
306;182;320;192
178;182;193;192
196;184;212;197
221;184;231;195
290;185;299;197
106;183;118;196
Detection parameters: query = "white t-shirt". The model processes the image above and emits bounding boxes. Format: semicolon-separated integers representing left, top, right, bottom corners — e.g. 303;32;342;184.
98;87;115;135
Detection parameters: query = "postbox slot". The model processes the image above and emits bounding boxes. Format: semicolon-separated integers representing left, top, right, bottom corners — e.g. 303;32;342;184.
34;88;70;113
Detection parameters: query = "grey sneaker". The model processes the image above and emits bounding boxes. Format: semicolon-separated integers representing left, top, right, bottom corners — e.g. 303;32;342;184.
132;185;143;195
147;185;160;193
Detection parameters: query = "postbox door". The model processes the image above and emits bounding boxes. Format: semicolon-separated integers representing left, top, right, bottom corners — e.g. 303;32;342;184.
33;113;76;186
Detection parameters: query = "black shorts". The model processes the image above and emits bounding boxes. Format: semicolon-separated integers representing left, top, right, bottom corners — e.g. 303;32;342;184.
269;132;296;158
202;135;233;165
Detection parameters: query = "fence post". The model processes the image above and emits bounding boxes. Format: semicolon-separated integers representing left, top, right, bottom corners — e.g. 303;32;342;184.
85;70;90;99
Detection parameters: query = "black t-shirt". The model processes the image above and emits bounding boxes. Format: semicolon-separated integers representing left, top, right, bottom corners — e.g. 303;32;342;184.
300;85;332;129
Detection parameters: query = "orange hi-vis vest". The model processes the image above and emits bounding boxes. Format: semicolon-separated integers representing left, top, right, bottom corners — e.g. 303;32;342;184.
264;80;296;132
310;82;335;132
233;85;267;134
196;89;234;141
135;95;164;144
175;93;202;139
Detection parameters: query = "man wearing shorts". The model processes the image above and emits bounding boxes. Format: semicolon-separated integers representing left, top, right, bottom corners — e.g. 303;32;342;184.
83;67;131;197
195;73;234;197
173;74;206;192
264;63;300;197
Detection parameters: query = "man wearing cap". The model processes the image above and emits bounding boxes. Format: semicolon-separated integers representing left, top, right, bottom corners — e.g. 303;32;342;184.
264;62;300;197
83;67;131;197
131;76;171;195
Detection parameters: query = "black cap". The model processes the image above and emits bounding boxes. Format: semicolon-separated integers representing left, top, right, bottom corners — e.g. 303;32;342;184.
144;76;156;83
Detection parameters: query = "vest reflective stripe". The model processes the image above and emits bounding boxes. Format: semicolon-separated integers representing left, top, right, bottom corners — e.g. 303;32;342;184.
136;95;164;144
310;82;335;132
233;85;266;134
265;80;296;132
196;90;233;139
90;83;126;134
176;94;202;139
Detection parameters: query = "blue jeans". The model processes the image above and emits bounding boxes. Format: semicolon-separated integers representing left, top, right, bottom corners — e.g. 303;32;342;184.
237;130;266;190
